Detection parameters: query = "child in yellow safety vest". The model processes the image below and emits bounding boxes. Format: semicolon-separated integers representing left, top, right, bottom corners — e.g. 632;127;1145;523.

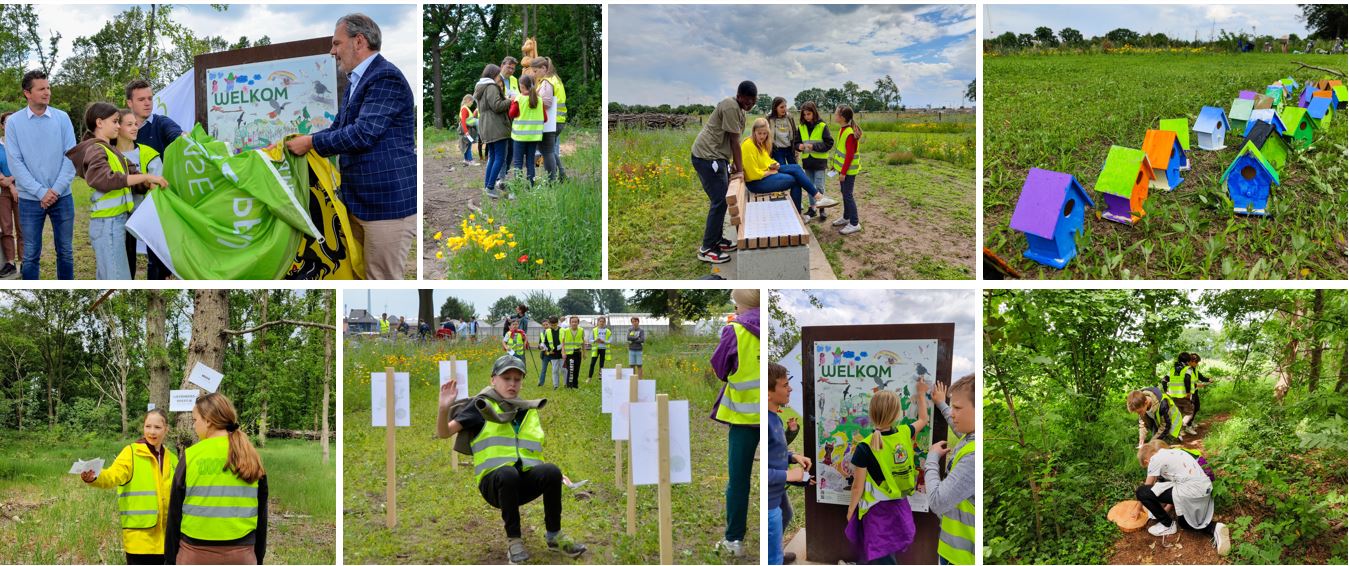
846;384;928;564
459;94;478;166
508;74;547;188
924;377;977;565
81;409;177;565
113;108;164;281
830;105;863;235
503;319;529;364
712;289;760;557
65;102;166;280
165;393;268;565
586;316;611;382
795;101;835;223
561;315;585;388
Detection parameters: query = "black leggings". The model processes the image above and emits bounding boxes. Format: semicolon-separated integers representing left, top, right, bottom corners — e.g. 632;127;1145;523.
587;349;607;379
479;463;563;538
126;553;164;565
1135;484;1215;535
1191;392;1201;419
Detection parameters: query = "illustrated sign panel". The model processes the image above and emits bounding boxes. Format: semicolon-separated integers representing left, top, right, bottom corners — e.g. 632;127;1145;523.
206;53;338;153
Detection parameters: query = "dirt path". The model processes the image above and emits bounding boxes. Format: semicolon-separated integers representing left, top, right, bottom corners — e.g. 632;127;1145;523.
1106;412;1232;565
421;139;579;279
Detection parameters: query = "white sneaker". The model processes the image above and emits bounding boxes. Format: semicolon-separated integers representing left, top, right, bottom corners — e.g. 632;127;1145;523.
831;217;849;227
714;539;744;557
815;196;840;208
839;223;861;235
1148;521;1178;536
1214;522;1231;556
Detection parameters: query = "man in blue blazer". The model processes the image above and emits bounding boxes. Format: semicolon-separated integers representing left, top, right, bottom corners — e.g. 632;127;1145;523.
286;13;416;280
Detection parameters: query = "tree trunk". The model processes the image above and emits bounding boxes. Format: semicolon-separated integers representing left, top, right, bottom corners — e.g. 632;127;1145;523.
665;289;684;335
431;33;444;129
1335;343;1348;393
145;4;157;81
147;290;170;411
521;5;529;41
578;6;589;83
1307;289;1324;393
419;289;435;329
257;291;269;447
174;290;229;447
321;290;333;464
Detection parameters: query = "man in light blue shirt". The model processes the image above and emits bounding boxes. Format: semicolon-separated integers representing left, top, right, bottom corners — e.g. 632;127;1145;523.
3;70;76;280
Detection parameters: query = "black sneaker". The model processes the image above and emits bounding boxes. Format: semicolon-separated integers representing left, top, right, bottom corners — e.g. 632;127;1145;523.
717;238;738;251
698;247;731;264
0;263;16;279
547;534;587;558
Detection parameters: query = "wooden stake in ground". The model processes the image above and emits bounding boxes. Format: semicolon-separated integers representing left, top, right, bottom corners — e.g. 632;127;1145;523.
614;363;626;489
657;393;673;565
385;366;397;529
626;371;638;536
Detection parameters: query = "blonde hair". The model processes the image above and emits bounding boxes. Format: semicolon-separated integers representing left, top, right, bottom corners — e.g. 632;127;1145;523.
750;117;771;156
530;57;556;80
1137;439;1169;467
731;289;759;309
950;375;975;404
195;393;265;483
460;94;474;107
869;390;902;431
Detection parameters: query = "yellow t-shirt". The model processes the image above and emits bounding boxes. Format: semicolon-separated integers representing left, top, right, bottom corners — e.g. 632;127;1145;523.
740;137;775;182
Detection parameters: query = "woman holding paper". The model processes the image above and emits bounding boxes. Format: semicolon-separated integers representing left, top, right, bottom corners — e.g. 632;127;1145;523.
81;408;178;565
164;392;269;565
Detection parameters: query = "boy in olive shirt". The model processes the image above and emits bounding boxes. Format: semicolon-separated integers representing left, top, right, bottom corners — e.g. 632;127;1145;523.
691;80;757;264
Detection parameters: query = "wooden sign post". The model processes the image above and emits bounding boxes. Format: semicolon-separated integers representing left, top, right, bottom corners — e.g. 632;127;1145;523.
614;363;625;489
384;366;397;529
657;393;673;565
626;369;638;536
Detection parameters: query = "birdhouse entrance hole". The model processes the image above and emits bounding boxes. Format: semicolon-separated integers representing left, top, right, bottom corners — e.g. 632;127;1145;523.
1300;121;1307;130
1215;120;1223;131
1241;166;1257;181
1062;198;1075;218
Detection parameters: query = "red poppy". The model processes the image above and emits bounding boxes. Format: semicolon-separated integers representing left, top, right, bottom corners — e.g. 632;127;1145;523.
518;254;529;263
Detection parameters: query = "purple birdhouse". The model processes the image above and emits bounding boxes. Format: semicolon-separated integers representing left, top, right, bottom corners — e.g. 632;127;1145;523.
1009;168;1094;269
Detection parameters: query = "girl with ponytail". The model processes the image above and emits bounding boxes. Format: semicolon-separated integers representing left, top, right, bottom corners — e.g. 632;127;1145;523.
508;73;546;187
830;105;864;235
165;392;268;565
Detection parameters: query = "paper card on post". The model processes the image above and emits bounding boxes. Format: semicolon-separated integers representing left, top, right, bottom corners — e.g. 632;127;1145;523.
169;389;199;412
630;400;691;486
68;458;105;476
187;362;224;393
371;372;411;427
147;403;155;411
609;379;656;440
599;368;636;413
439;360;470;400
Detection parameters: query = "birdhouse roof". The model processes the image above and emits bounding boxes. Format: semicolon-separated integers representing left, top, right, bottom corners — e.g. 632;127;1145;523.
1312;89;1339;105
1229;98;1255;121
1221;142;1280;186
1194;107;1229;133
1242;120;1285;151
1096;146;1153;198
1281;77;1299;89
1238;90;1258;100
1142;129;1181;169
1158;118;1190;150
1245;109;1288;136
1306;97;1334;119
1010;168;1094;239
1279;106;1312;130
1252;93;1276;110
1333;85;1348;102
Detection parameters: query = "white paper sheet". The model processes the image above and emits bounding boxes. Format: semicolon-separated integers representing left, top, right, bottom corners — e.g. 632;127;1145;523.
599;368;637;413
169;389;199;412
439;360;470;400
630;400;691;485
610;379;656;440
371;372;411;427
68;458;105;476
187;362;224;393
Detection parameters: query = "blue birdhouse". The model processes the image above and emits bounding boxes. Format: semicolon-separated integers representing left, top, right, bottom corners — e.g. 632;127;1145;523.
1221;142;1280;216
1008;168;1095;269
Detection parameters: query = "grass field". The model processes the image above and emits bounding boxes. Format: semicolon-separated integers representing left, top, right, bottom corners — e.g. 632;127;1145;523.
342;334;760;565
423;126;603;280
608;111;975;280
984;52;1349;279
0;433;335;564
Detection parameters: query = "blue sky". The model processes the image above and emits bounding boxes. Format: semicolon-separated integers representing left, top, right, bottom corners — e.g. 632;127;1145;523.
985;4;1317;40
26;4;420;86
609;4;976;109
770;289;978;376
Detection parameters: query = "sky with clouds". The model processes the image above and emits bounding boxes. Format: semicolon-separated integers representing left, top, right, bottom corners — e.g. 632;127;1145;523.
25;3;421;87
610;4;976;109
770;289;978;377
985;4;1317;40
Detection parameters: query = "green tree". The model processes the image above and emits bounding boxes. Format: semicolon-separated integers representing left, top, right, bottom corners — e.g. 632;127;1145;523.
873;75;900;110
1033;26;1059;47
589;289;627;314
488;295;523;321
1299;3;1348;40
1059;27;1084;46
521;290;560;321
629;289;729;334
1105;28;1140;45
439;295;476;321
558;289;595;315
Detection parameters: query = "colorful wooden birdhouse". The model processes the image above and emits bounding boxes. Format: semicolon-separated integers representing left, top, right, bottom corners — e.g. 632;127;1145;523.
1220;142;1280;216
1243;108;1287;137
1306;97;1334;130
1298;85;1318;108
1095;146;1154;225
1280;77;1299;94
1241;121;1291;173
1252;93;1276;110
1332;84;1347;109
1264;85;1285;107
1278;106;1316;149
1158;118;1190;153
1229;98;1255;132
1238;90;1258;100
1193;107;1230;150
1009;168;1095;269
1142;129;1185;191
1312;88;1339;107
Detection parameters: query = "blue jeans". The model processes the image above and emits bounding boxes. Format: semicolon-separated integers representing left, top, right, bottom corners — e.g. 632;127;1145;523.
538;355;559;387
746;164;820;212
771;146;797;166
511;139;539;184
19;195;74;280
808;168;827;203
484;139;508;190
840;174;858;226
462;138;473;161
628;349;643;366
496;140;513;185
89;214;131;280
768;505;784;565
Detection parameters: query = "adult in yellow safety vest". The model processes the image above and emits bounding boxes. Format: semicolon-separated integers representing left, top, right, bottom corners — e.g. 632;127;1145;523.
712;290;761;557
561;316;585;389
926;377;978;565
586;316;611;382
65;103;166;280
82;409;178;565
847;386;928;563
380;313;390;336
165;393;267;565
437;354;588;563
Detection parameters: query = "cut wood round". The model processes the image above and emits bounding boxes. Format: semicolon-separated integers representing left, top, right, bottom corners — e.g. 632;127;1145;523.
1107;500;1149;532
